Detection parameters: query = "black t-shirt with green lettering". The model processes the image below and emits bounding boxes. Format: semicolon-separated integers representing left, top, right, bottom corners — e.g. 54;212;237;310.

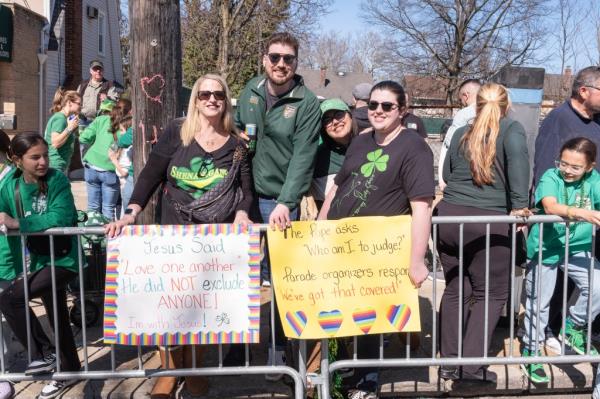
327;129;434;219
129;118;253;224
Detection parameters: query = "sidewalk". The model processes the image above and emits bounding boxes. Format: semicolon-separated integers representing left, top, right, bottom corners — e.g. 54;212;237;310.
8;279;597;398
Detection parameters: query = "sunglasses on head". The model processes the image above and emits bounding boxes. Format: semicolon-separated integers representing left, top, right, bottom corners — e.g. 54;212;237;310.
323;110;347;125
267;53;297;65
367;101;399;112
197;90;226;101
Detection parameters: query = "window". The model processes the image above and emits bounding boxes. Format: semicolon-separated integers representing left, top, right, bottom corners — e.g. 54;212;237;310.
98;11;105;55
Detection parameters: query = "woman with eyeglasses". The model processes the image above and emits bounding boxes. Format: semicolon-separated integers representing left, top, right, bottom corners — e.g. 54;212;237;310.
319;81;434;399
105;74;252;399
44;88;81;173
437;83;530;383
311;98;357;208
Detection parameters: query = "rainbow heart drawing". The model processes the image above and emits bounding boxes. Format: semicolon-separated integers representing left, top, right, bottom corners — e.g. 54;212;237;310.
285;311;307;337
318;310;344;335
386;304;411;331
352;307;377;334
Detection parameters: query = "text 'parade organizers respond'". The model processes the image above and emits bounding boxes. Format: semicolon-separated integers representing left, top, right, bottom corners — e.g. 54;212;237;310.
103;224;261;345
268;216;421;339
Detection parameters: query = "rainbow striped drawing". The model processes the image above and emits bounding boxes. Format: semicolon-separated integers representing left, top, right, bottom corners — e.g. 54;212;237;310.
352;307;377;334
317;310;343;335
386;304;411;331
285;311;307;337
103;224;261;345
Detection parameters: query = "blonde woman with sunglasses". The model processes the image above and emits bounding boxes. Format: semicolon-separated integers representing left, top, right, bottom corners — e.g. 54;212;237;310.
106;74;253;398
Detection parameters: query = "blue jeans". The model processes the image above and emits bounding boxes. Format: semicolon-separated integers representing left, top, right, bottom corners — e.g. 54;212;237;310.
522;251;600;351
258;197;298;283
121;173;134;212
84;166;120;221
258;197;297;349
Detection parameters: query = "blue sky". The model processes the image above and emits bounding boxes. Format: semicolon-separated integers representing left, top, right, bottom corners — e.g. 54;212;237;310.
318;0;366;36
317;0;597;74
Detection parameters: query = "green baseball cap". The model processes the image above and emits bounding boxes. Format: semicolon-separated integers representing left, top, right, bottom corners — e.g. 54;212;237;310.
320;98;350;115
99;99;116;113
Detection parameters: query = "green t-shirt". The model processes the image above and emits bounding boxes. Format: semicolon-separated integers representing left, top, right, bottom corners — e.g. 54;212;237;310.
44;112;75;172
527;168;600;264
0;169;79;277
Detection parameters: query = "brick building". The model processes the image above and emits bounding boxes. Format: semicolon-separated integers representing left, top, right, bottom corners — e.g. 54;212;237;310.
0;0;123;135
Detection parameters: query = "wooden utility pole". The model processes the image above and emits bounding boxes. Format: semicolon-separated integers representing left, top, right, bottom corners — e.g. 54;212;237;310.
129;0;182;224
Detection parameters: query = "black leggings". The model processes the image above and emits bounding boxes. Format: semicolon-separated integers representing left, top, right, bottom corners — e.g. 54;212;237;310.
436;201;511;374
0;267;80;372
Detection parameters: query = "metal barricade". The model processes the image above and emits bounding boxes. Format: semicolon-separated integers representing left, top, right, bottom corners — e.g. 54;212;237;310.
0;215;598;398
1;226;304;398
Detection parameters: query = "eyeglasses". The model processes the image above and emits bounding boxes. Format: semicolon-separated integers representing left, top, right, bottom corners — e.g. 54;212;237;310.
197;155;214;178
555;159;586;173
585;85;600;91
197;90;226;101
267;53;297;65
323;110;347;126
367;101;399;112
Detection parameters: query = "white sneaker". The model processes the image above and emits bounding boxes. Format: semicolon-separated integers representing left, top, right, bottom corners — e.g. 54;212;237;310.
265;348;286;381
545;335;562;354
262;280;271;287
38;379;77;399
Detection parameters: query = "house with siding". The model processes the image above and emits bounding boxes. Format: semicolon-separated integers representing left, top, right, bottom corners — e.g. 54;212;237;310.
0;0;123;135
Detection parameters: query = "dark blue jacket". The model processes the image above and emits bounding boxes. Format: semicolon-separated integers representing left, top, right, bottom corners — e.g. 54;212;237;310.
533;100;600;186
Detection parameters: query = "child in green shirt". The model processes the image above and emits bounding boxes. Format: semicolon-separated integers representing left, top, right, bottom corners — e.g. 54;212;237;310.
44;88;81;173
521;137;600;384
0;132;80;399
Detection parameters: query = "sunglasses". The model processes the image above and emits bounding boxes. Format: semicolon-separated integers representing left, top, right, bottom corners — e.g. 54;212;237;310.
323;110;347;125
197;90;226;101
92;67;103;72
267;53;297;65
367;101;399;112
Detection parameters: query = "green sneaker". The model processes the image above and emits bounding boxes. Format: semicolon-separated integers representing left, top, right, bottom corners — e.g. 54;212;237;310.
560;318;599;356
520;349;549;384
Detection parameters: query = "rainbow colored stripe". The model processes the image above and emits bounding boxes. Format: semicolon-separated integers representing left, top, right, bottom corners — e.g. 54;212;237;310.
103;224;261;345
317;310;343;335
352;308;377;334
386;304;411;331
285;311;307;337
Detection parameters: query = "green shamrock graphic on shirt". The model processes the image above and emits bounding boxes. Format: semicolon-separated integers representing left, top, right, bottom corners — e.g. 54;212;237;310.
360;149;389;177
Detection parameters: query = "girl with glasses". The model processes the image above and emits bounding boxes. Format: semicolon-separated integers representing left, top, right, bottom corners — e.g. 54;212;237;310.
437;83;530;383
105;74;253;399
44;87;81;173
319;81;435;399
521;137;600;384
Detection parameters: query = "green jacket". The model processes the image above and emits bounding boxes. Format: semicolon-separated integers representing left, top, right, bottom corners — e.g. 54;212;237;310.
0;169;79;278
235;74;321;209
80;115;117;171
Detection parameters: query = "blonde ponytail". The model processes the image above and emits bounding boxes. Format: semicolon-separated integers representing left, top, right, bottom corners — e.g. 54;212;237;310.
460;83;510;186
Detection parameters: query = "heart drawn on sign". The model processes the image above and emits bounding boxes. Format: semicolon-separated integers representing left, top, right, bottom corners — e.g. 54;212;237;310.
285;310;307;337
318;310;343;335
140;74;166;104
386;304;411;331
352;307;377;334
